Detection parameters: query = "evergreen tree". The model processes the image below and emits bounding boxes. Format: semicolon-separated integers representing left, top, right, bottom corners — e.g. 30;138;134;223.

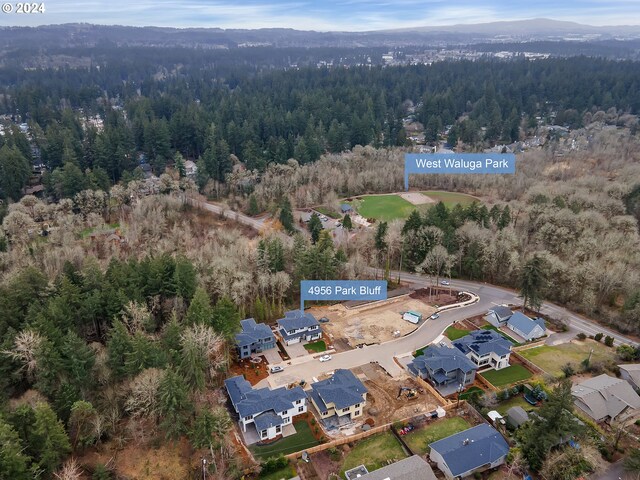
174;152;186;178
279;197;295;234
158;368;192;440
520;254;548;311
0;416;31;480
106;320;134;380
189;408;231;450
342;214;353;231
31;402;71;475
173;257;197;301
185;287;213;326
211;296;241;340
0;145;31;200
248;194;260;216
498;205;511;230
308;213;323;244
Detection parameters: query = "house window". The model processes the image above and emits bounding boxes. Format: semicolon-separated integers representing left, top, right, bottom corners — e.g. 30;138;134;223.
322;411;328;416
261;430;267;438
245;415;253;421
342;408;349;413
296;399;302;405
355;403;360;408
275;425;281;433
298;406;304;413
355;410;360;416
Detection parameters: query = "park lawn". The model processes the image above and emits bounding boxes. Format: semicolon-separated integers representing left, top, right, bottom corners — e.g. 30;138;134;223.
340;432;407;476
444;325;471;340
259;464;297;480
422;191;480;207
403;417;471;455
480;365;532;387
355;195;418;221
250;421;319;460
304;340;327;353
519;340;616;377
495;395;538;415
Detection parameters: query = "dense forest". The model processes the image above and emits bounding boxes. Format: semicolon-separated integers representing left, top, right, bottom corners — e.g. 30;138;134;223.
2;55;640;203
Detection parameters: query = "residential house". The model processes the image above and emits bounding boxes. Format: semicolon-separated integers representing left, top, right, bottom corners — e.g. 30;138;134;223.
408;345;477;395
345;455;437;480
571;374;640;422
619;364;640;390
235;318;276;359
308;369;367;421
224;375;307;441
453;330;512;370
277;310;322;346
485;305;513;328
506;406;530;429
429;424;510;479
506;312;546;341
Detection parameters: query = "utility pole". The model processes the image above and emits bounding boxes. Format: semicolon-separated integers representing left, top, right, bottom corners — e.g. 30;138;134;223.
201;458;207;480
456;383;463;410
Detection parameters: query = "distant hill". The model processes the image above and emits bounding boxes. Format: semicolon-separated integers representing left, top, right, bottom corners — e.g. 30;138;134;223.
0;19;639;49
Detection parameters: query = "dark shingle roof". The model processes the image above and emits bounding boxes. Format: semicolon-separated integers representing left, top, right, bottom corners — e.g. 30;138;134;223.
453;330;512;357
429;424;509;477
409;345;477;377
277;310;320;331
224;375;306;418
507;312;545;336
490;305;513;321
235;318;275;348
309;369;367;410
357;455;437;480
253;411;284;431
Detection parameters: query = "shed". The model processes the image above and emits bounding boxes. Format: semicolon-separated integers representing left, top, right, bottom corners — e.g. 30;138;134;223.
506;406;530;428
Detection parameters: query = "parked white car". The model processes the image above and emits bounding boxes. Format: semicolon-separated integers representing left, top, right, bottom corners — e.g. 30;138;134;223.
430;313;440;320
318;354;332;362
440;280;450;286
270;365;284;373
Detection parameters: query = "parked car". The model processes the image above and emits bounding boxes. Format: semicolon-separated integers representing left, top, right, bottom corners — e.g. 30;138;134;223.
440;280;450;286
320;215;328;221
269;365;284;373
319;354;332;362
319;317;330;323
430;313;440;320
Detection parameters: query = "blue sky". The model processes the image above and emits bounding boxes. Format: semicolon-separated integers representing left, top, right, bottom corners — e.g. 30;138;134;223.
1;0;639;30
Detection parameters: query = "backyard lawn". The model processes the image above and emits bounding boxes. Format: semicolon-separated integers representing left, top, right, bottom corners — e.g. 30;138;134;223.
403;417;471;455
459;386;484;400
519;340;616;377
354;195;418;221
480;365;532;387
259;464;297;480
250;421;319;460
304;340;327;353
421;191;480;207
340;432;407;476
495;395;539;415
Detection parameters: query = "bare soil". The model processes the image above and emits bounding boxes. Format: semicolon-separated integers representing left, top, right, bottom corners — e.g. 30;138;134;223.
229;355;269;385
309;296;436;348
399;191;436;205
409;288;460;307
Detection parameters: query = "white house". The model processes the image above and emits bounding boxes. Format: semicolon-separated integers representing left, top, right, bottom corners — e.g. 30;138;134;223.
452;330;512;370
277;310;322;346
224;375;307;441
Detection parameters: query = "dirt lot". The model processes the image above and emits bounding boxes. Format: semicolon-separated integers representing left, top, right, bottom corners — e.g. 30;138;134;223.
399;191;436;205
308;296;436;348
354;363;441;425
229;355;269;385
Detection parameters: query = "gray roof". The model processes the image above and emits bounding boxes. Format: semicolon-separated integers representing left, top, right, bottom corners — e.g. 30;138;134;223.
490;306;513;321
619;364;640;387
506;406;530;427
309;369;367;410
429;424;509;477
572;374;640;421
356;455;437;480
224;375;306;418
235;318;275;348
409;345;477;377
341;204;353;212
506;312;545;336
277;310;320;332
454;330;512;357
254;411;284;431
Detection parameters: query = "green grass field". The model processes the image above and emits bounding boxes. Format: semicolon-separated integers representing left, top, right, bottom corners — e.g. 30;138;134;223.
340;432;407;476
459;386;484;400
480;365;533;387
444;325;471;340
250;421;319;460
403;417;471;455
304;340;327;353
495;395;538;415
353;195;418;221
519;340;616;377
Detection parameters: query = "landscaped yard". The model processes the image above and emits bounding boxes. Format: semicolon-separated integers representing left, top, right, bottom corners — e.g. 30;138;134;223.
421;191;480;207
250;421;319;460
459;386;484;400
304;340;327;353
340;431;407;476
495;395;539;415
480;365;532;387
444;325;471;340
353;195;418;221
519;340;616;377
259;464;297;480
403;417;471;455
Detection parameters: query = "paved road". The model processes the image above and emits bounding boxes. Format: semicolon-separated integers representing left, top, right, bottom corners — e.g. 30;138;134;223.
590;460;633;480
192;199;267;230
265;272;637;388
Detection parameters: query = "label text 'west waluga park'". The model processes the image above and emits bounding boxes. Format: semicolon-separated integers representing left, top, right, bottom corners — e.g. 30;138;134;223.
404;153;516;190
